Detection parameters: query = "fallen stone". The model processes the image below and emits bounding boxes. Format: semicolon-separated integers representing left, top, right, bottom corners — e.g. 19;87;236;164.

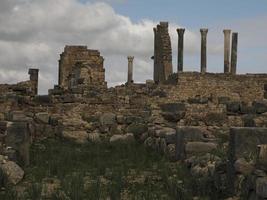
234;158;254;175
109;133;135;144
185;142;217;154
61;131;88;144
1;161;24;185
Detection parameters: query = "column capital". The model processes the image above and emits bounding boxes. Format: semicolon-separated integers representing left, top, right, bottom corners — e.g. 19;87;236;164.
200;28;208;35
127;56;134;61
223;29;231;34
176;28;185;36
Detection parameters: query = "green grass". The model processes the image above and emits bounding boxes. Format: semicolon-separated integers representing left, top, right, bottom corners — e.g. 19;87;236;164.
0;138;221;199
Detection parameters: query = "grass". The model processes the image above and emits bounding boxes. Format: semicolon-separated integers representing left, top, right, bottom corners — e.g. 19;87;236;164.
0;138;222;199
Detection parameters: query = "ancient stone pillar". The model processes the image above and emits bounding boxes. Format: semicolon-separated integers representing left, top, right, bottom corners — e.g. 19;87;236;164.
177;28;185;72
223;29;231;73
28;68;39;95
153;27;159;83
127;56;134;84
230;33;238;75
200;29;208;73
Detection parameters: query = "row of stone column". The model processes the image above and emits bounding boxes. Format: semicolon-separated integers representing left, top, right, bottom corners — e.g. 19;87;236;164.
177;28;238;74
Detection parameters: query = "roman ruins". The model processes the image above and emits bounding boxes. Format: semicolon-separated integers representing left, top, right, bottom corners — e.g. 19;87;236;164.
0;21;266;199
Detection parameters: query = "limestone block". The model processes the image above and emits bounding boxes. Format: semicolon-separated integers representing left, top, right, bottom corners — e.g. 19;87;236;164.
252;101;267;114
6;122;30;166
185;142;217;155
155;127;176;144
109;133;135;144
160;103;186;122
61;130;88;144
1;161;24;185
100;113;116;126
35;112;49;124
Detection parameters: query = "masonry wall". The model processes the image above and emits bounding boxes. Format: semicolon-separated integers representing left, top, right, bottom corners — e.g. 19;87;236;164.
167;72;267;103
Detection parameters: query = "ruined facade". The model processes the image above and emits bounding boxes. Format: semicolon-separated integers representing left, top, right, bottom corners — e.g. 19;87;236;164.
58;46;106;90
153;22;173;83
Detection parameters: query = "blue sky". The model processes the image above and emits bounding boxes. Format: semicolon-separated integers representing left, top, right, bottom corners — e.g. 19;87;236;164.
95;0;267;26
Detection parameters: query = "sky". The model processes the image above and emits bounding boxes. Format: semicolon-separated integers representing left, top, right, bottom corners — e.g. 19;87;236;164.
0;0;266;94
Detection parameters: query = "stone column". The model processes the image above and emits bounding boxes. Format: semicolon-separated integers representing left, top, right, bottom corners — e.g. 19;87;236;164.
153;27;158;83
127;56;134;84
177;28;185;72
28;68;39;95
200;29;208;73
230;32;238;75
223;29;231;73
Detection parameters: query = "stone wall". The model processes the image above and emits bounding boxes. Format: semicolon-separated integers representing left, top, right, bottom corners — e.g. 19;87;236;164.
153;22;173;83
167;72;267;103
0;69;39;96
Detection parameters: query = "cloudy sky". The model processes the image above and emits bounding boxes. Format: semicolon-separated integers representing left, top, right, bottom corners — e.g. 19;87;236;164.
0;0;266;94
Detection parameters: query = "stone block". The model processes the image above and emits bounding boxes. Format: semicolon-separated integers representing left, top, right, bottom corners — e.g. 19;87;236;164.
218;96;230;104
188;97;209;104
6;122;30;166
175;126;208;160
127;123;147;139
226;101;240;113
34;95;51;104
204;112;227;126
229;128;267;160
185;142;217;155
1;161;24;185
160;103;186;122
61;130;88;144
35;112;49;124
155;127;176;144
242;115;256;127
100;113;116;126
109;133;135;144
252;101;267;114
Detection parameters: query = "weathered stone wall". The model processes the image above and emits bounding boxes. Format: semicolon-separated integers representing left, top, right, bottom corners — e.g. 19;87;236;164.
58;46;106;89
0;69;39;96
167;72;267;103
153;22;173;83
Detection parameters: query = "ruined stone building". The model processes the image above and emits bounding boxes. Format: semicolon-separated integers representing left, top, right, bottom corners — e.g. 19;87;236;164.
153;22;173;83
58;46;106;90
